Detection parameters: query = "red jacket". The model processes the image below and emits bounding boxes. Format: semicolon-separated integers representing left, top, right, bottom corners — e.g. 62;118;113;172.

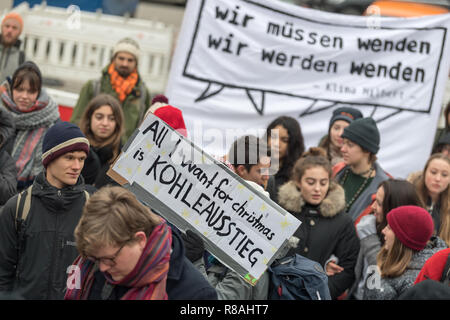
415;248;450;284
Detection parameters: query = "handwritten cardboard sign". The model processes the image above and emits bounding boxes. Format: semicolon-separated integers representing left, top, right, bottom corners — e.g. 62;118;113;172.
108;113;301;284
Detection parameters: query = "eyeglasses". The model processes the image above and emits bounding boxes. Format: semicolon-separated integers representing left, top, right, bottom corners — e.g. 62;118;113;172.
86;242;127;267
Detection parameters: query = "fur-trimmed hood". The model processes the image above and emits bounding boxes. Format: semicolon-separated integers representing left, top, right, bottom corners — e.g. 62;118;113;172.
277;180;345;218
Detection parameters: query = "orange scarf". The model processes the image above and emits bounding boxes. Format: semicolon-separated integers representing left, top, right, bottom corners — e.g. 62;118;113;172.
108;63;138;103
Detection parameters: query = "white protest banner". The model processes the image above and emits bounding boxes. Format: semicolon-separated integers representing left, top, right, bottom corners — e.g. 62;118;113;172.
165;0;450;178
108;112;301;284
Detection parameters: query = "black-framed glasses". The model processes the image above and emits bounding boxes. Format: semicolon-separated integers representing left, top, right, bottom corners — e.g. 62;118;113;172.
86;242;127;267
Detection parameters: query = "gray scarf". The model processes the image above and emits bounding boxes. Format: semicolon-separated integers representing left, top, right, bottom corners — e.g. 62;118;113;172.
0;84;60;186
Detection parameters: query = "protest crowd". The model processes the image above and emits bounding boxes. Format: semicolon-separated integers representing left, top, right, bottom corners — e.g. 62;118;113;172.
0;3;450;302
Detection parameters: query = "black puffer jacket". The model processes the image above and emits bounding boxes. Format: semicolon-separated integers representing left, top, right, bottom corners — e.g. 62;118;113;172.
0;172;90;299
0;151;16;206
0;107;17;206
277;180;360;299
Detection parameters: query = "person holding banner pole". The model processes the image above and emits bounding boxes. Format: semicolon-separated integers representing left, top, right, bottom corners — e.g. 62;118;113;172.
277;147;360;299
65;186;218;300
265;116;305;204
333;117;390;225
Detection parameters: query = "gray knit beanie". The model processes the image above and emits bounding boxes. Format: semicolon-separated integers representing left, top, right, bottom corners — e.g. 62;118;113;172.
341;117;380;154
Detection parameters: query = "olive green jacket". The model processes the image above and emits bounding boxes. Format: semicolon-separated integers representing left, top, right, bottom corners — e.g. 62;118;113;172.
0;37;25;84
70;65;150;141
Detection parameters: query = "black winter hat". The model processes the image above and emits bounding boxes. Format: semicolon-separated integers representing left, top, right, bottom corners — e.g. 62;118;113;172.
329;107;363;129
341;117;380;154
42;121;90;168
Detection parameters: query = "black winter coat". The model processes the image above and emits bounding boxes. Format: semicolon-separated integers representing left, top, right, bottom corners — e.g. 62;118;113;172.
81;144;120;188
0;150;16;206
277;180;360;299
266;172;290;204
0;172;90;299
0;107;17;205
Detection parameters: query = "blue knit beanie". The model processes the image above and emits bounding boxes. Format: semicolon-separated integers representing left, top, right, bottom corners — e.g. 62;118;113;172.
42;121;90;168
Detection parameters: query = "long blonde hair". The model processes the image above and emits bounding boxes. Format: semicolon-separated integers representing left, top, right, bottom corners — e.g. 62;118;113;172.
415;153;450;246
377;236;414;278
79;94;124;162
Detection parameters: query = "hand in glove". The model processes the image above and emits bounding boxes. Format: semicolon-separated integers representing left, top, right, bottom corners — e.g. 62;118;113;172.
181;229;205;263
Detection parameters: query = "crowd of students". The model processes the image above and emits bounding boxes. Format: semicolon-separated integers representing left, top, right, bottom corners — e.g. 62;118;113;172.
263;107;450;300
0;11;449;300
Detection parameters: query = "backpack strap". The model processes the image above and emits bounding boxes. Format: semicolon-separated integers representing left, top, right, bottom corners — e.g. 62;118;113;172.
441;252;450;285
15;187;88;231
92;78;101;97
18;50;25;66
15;185;33;232
14;185;33;279
138;81;148;122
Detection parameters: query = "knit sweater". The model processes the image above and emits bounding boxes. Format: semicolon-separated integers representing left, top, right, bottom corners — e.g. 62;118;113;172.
363;236;448;300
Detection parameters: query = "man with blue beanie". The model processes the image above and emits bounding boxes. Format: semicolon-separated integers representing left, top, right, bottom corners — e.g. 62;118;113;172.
0;121;92;299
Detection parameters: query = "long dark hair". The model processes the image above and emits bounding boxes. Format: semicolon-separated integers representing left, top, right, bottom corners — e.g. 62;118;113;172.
79;94;124;162
265;116;305;180
376;179;424;242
